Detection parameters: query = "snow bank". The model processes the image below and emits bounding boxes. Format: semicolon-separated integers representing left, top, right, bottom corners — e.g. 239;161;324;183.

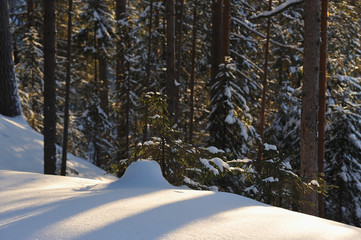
1;168;361;240
0;115;115;181
1;115;361;239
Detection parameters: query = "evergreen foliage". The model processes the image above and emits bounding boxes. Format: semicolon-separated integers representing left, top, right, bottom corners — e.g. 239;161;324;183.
208;58;256;159
325;75;361;227
16;27;44;131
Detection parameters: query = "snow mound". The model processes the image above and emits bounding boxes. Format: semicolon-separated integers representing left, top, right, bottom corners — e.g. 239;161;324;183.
0;114;116;181
109;160;173;189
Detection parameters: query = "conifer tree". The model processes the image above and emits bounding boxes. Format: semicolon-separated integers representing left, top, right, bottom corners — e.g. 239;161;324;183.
325;75;361;227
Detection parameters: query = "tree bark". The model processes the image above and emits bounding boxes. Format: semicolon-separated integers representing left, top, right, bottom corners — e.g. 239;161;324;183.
43;0;57;175
318;0;329;218
257;0;272;173
115;0;128;160
222;0;231;59
0;0;22;117
211;0;223;86
61;0;73;176
300;0;321;216
143;0;153;142
189;2;197;143
165;0;176;121
175;0;184;122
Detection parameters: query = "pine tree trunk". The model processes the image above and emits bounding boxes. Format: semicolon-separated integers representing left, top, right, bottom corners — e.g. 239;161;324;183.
0;0;22;117
143;0;153;142
165;0;176;121
257;0;272;173
318;0;329;218
115;0;128;161
43;0;57;175
300;0;321;216
175;0;184;122
211;0;223;85
61;0;73;176
188;2;197;143
222;0;231;59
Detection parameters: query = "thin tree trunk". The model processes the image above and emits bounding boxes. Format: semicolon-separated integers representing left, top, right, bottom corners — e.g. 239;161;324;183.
318;0;328;218
189;2;197;143
256;0;272;173
0;0;22;117
210;0;223;102
43;0;57;175
300;0;321;216
143;0;153;142
222;0;231;59
115;0;127;161
165;0;176;121
61;0;73;176
174;0;184;122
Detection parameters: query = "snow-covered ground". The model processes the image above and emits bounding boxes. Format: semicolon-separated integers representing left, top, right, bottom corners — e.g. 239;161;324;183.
1;115;361;240
0;115;116;181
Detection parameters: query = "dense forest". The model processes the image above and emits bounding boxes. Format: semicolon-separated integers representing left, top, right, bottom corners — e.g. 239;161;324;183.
1;0;361;226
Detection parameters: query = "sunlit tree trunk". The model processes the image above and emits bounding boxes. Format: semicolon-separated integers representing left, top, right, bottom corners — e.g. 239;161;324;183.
61;0;73;176
300;0;321;216
318;0;329;218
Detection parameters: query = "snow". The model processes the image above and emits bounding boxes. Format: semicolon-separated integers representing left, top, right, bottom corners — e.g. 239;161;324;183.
1;114;361;239
0;115;115;181
251;0;303;19
205;146;225;154
264;143;278;151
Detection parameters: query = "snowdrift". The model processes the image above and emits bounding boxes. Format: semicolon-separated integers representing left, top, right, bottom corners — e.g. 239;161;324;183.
0;115;115;181
1;114;361;239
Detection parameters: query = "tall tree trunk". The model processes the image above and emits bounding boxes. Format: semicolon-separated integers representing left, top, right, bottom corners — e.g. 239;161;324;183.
256;0;272;173
115;0;128;161
222;0;231;59
175;0;184;122
211;0;223;85
143;0;153;142
43;0;57;175
300;0;321;216
318;0;328;218
0;0;22;117
165;0;176;121
61;0;73;176
188;2;197;143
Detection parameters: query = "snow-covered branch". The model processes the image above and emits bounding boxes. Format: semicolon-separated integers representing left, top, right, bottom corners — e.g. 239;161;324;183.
231;18;303;53
251;0;303;19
